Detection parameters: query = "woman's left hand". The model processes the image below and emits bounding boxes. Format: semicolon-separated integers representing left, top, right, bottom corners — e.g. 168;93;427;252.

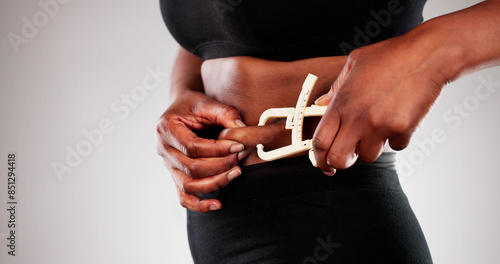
312;33;449;175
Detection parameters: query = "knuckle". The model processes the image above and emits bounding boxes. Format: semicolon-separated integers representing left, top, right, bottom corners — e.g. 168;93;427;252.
183;161;200;178
156;144;166;157
155;135;171;158
155;121;164;135
367;113;385;130
182;181;196;195
219;104;239;118
179;198;188;209
312;137;329;153
187;137;218;158
156;112;168;128
178;183;187;194
184;140;199;157
389;117;414;135
157;113;176;133
164;117;180;134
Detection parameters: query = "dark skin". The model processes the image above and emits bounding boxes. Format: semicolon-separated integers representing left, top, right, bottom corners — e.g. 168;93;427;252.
157;0;500;213
157;53;346;212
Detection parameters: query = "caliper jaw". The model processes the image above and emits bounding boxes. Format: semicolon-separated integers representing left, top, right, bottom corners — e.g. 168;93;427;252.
256;74;327;166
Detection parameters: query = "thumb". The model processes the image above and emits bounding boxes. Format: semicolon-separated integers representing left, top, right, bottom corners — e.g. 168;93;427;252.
314;62;351;106
314;88;335;106
216;105;247;128
221;117;247;129
198;101;247;129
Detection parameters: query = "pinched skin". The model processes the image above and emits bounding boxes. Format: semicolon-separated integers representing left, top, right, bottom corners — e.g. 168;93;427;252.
202;56;347;165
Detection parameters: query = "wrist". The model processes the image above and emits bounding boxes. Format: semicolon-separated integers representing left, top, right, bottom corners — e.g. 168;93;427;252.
406;0;500;83
405;19;468;85
170;85;204;103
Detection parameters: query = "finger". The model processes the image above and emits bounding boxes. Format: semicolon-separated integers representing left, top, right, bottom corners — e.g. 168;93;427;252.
388;134;412;151
218;122;290;151
325;125;360;170
159;119;246;158
197;103;247;129
176;185;222;213
314;86;335;106
162;144;248;178
357;135;386;163
172;166;242;195
315;62;351;106
312;105;341;175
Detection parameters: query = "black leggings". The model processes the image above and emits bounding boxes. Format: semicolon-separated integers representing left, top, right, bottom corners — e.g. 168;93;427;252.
187;154;433;264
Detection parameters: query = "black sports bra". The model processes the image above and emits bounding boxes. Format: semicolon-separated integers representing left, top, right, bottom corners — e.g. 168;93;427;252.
160;0;426;61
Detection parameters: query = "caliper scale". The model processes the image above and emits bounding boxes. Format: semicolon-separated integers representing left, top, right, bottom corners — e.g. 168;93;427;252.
256;74;327;166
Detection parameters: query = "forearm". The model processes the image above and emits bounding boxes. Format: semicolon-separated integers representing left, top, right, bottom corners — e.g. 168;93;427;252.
170;47;204;102
409;0;500;82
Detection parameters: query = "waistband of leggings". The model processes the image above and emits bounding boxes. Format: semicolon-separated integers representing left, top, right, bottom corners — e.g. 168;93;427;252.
200;152;401;205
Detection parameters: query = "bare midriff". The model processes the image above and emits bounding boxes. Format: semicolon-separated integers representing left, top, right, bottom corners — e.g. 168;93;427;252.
201;56;347;166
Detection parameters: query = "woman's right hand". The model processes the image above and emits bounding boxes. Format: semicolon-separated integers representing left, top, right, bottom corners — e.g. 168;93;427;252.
156;90;248;213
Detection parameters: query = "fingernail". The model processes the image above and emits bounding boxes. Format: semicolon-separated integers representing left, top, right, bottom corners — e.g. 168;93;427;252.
235;119;247;127
323;169;336;177
229;143;245;153
237;150;249;161
227;167;242;181
315;94;327;105
209;204;221;211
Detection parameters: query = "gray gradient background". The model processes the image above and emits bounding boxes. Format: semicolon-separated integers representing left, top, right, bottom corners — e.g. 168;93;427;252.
0;0;499;263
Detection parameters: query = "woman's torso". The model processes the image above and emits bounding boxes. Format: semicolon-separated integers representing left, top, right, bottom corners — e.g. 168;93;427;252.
161;0;427;165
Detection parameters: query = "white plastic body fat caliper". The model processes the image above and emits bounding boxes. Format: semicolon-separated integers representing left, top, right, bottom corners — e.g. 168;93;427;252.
256;74;327;166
